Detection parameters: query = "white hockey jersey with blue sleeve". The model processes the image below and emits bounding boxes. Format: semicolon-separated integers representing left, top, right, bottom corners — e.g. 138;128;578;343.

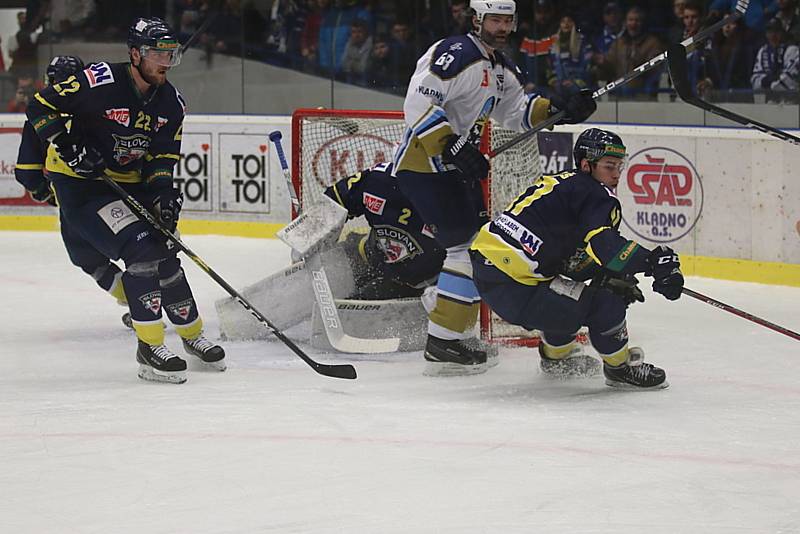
392;33;551;175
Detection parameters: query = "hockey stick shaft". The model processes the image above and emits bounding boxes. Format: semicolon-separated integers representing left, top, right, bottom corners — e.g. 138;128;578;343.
269;131;400;354
487;0;749;158
100;174;357;379
682;288;800;341
667;44;800;146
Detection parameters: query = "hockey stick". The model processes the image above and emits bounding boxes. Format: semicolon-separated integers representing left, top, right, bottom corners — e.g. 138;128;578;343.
99;174;357;380
683;287;800;341
667;43;800;146
486;0;750;158
269;131;402;353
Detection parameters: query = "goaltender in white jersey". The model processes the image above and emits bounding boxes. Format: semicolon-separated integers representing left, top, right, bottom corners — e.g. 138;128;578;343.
392;0;598;376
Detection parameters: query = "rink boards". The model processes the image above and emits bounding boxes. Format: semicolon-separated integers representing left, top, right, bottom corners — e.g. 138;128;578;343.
0;115;797;286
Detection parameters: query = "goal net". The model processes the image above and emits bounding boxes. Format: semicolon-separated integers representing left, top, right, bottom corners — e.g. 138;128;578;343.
291;108;543;346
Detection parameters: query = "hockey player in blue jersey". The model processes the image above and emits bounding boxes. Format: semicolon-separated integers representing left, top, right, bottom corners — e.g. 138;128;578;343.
323;162;446;299
25;17;225;383
16;55;135;323
470;128;684;389
392;0;597;376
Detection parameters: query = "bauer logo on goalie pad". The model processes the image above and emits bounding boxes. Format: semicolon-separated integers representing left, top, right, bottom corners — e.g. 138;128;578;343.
139;292;162;316
374;225;422;263
167;299;193;320
363;193;386;215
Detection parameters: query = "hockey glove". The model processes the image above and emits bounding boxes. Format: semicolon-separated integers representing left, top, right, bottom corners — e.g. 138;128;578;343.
592;272;645;306
53;133;106;179
550;89;597;125
155;186;183;232
441;134;490;180
29;182;57;206
645;245;684;301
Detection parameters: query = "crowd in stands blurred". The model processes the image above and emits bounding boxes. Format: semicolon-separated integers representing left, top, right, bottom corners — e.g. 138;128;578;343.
1;0;798;110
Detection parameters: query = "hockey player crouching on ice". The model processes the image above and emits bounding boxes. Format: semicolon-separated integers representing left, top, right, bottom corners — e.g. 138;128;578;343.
392;0;597;376
25;18;225;384
469;129;684;389
323;162;446;300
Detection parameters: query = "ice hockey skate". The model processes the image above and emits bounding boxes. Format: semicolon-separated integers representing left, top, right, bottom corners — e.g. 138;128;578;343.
603;347;668;390
464;337;499;368
423;335;488;376
538;343;601;378
182;334;226;371
136;341;187;384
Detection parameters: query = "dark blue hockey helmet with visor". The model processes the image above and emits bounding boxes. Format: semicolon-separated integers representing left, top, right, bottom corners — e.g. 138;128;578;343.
573;128;627;169
128;17;182;67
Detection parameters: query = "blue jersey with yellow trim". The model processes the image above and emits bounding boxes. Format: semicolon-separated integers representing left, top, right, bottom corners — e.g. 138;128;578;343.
324;163;446;287
14;121;46;193
26;61;184;184
471;169;651;285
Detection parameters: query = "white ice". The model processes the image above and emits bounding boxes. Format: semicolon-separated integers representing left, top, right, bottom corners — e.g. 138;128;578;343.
1;231;799;534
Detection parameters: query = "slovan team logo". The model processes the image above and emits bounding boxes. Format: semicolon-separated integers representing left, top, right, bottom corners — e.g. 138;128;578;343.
617;147;704;243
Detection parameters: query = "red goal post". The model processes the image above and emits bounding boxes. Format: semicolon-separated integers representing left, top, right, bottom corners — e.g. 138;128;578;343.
291;108;543;346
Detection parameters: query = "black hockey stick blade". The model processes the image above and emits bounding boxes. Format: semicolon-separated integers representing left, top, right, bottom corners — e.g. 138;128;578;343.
667;44;800;147
683;288;800;341
99;174;357;380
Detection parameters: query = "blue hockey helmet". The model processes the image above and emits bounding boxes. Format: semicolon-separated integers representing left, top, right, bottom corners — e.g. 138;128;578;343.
127;17;182;67
573;128;626;167
45;55;85;85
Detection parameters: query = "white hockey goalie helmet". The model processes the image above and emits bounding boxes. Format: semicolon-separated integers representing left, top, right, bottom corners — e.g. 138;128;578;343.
470;0;518;32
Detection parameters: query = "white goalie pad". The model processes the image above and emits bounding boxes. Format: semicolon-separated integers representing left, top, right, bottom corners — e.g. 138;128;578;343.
310;297;428;352
277;195;349;258
215;244;356;340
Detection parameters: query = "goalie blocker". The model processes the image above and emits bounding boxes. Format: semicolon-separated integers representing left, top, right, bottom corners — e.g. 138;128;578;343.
216;163;446;351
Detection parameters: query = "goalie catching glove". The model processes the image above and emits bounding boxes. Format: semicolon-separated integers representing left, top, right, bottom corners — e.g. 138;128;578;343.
52;132;106;179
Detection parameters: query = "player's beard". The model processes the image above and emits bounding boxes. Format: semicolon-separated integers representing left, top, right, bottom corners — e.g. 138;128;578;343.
138;61;168;87
480;28;509;49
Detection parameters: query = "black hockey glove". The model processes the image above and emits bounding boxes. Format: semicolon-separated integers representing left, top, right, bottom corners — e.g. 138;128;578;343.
760;74;776;90
53;132;106;179
441;134;490;180
592;272;645;306
550;89;597;125
29;182;56;206
645;245;684;301
155;186;183;232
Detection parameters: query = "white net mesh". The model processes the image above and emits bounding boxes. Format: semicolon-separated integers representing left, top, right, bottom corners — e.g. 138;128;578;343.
293;109;543;344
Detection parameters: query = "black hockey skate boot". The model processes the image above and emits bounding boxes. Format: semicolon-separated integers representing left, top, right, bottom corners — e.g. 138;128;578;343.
423;335;488;376
538;343;601;378
182;334;227;371
464;337;499;368
603;347;668;389
136;341;187;384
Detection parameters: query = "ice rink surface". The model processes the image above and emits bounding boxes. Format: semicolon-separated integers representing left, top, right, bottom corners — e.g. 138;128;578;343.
2;231;799;533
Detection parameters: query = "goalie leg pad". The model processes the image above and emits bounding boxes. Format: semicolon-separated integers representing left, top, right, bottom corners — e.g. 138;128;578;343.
215;243;356;340
311;297;428;352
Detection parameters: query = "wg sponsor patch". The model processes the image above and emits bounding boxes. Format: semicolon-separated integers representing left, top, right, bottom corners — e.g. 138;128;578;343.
104;108;130;127
85;62;114;88
363;192;386;215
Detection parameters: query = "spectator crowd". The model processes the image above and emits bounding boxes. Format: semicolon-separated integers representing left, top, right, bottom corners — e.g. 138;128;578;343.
1;0;798;110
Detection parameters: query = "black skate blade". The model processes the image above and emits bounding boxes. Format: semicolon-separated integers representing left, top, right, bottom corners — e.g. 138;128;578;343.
604;378;669;390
